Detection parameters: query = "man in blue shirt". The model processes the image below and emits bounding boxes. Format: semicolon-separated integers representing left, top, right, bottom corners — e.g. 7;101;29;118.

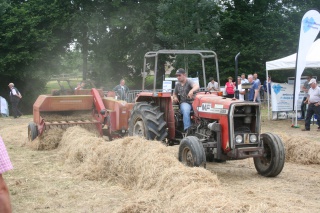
248;74;260;102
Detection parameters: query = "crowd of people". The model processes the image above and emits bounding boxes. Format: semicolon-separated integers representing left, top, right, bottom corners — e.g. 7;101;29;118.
219;72;271;102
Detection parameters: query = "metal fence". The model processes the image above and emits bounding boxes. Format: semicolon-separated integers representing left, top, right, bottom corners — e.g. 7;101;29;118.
104;87;207;103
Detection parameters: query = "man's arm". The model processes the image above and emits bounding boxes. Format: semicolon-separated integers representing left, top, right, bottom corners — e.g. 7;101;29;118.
253;89;259;102
188;83;200;98
207;83;211;90
253;83;259;102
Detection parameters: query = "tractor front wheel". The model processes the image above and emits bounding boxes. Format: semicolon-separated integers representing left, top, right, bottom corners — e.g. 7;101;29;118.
253;132;285;177
128;102;167;141
28;122;38;141
179;136;205;167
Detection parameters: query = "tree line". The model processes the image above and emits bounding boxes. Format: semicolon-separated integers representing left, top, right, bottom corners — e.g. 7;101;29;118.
0;0;319;112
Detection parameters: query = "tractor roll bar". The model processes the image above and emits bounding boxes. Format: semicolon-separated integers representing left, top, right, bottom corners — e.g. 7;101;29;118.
142;50;220;92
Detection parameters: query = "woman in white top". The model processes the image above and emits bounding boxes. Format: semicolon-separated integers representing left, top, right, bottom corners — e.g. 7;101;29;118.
236;77;245;101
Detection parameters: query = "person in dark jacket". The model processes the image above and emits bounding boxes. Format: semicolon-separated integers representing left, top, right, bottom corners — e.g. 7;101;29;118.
113;79;129;101
8;83;22;118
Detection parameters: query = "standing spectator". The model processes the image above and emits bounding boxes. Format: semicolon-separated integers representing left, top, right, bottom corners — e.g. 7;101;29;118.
113;79;129;101
241;73;249;84
248;74;260;102
263;75;272;95
8;83;22;118
236;76;245;101
207;77;219;92
253;72;262;102
0;136;13;213
253;72;261;85
263;75;272;103
301;78;320;131
299;75;312;120
225;77;235;98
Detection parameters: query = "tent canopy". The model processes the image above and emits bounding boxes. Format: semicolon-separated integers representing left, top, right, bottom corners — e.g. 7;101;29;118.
266;39;320;71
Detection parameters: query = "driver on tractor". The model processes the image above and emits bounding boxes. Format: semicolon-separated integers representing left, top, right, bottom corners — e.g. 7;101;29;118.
173;68;200;133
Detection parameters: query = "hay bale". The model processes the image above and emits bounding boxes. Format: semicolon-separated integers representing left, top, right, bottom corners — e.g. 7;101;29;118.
27;128;64;151
26;124;99;151
59;126;245;212
278;133;320;165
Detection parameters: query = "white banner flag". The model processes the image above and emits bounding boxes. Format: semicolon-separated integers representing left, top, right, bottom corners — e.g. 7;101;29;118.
294;10;320;110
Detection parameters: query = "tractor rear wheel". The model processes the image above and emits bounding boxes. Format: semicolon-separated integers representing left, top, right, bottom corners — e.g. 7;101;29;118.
128;102;167;141
28;122;38;141
253;132;285;177
179;136;205;167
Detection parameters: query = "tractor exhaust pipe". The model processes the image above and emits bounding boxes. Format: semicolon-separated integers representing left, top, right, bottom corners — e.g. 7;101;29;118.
234;52;240;99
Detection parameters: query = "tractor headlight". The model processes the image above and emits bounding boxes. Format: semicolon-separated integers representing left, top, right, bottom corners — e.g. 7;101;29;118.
235;135;243;143
250;134;257;143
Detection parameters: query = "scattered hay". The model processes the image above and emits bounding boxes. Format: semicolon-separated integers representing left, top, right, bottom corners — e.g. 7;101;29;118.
278;132;320;165
27;128;64;150
0;124;28;146
59;126;244;212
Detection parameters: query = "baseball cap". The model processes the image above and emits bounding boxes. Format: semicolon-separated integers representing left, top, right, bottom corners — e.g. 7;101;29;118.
175;68;186;75
309;78;317;84
8;83;14;87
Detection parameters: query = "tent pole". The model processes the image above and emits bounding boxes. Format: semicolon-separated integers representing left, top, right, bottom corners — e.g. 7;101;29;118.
266;71;270;120
295;106;298;126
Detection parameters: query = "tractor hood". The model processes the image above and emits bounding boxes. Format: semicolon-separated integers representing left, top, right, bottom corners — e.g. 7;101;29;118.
193;93;243;119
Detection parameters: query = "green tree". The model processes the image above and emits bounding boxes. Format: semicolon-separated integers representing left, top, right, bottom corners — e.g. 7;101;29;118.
87;0;161;89
215;0;314;83
0;0;73;113
154;0;221;87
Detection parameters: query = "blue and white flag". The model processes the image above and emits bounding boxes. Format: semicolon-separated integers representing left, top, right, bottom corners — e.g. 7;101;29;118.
293;10;320;111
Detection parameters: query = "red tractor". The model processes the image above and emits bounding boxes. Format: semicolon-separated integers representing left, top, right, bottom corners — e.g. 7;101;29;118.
128;50;285;177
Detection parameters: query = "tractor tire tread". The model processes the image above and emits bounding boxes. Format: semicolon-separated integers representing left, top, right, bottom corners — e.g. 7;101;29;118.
129;102;167;141
253;132;285;177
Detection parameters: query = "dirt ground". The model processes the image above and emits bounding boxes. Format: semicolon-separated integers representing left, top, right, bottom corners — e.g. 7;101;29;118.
0;114;319;213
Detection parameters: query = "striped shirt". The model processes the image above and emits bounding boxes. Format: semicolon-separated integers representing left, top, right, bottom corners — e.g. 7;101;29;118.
0;136;13;174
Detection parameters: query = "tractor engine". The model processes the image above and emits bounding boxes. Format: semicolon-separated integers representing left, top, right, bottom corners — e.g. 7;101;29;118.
192;94;262;160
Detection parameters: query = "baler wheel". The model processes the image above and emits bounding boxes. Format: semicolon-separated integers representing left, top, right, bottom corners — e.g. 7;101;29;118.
28;122;38;141
128;102;167;141
253;132;285;177
179;136;205;167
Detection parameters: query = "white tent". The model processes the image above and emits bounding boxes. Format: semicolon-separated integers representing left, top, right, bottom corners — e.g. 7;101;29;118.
0;96;9;117
266;38;320;71
265;39;320;120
